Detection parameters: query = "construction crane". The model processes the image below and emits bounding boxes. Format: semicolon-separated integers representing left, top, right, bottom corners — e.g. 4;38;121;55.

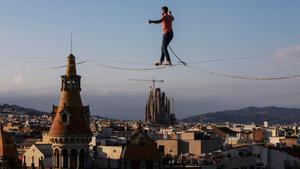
129;77;164;89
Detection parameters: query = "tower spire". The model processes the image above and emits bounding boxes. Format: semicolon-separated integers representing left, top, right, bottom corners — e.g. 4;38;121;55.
70;32;73;54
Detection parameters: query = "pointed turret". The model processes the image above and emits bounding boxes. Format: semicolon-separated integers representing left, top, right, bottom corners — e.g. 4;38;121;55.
48;54;91;137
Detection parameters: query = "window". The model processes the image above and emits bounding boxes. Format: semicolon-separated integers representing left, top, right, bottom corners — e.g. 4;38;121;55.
158;145;165;154
62;149;68;168
54;149;59;168
62;114;67;123
39;157;43;167
79;149;85;168
70;149;77;168
127;162;131;169
153;161;159;169
140;162;146;169
61;110;70;125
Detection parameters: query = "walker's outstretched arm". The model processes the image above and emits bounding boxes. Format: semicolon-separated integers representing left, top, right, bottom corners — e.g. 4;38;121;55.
149;19;162;24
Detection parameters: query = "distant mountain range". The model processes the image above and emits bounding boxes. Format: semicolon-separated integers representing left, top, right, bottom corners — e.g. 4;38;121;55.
181;106;300;124
0;104;47;115
2;104;300;124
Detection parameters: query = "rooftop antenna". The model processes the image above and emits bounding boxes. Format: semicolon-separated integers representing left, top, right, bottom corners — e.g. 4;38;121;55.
70;32;73;54
129;77;164;89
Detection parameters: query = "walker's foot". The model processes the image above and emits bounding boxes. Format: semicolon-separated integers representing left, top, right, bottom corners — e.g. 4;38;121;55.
155;61;162;66
163;61;172;66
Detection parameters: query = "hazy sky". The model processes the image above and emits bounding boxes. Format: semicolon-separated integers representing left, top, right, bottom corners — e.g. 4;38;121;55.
1;1;300;119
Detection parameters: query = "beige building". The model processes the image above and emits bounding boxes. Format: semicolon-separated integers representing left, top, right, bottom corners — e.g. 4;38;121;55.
92;146;123;169
23;144;52;168
280;136;299;147
36;132;52;144
157;132;222;157
157;139;180;156
97;146;123;160
269;136;284;145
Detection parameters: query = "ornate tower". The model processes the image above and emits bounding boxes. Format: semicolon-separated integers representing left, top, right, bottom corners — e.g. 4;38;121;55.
145;87;172;125
48;54;92;169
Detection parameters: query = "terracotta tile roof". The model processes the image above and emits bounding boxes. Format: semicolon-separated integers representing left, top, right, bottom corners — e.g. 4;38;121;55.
49;106;92;137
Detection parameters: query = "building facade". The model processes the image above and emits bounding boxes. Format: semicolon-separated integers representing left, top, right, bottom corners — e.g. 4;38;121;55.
121;126;162;169
157;132;222;157
23;144;52;168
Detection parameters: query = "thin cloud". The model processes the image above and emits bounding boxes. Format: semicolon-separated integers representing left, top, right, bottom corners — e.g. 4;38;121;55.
275;44;300;59
13;73;23;86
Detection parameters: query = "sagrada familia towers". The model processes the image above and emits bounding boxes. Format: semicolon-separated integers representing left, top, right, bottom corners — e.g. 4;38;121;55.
145;87;176;125
48;53;92;169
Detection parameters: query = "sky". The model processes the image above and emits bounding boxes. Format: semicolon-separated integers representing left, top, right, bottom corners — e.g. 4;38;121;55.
1;0;300;120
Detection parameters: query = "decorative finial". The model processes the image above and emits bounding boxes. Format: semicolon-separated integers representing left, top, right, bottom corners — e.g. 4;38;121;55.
70;32;73;54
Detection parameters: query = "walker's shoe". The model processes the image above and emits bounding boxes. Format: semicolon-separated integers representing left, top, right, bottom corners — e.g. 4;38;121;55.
155;61;162;66
163;61;172;66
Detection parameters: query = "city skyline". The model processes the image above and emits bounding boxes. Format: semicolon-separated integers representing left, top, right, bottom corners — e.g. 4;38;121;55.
1;1;300;119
